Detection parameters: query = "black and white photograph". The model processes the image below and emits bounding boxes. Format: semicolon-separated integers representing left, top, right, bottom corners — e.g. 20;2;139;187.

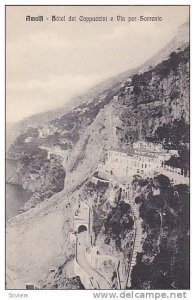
5;5;190;292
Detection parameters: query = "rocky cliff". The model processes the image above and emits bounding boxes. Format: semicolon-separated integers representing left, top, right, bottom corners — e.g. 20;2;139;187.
7;22;189;201
7;146;66;211
7;44;189;209
130;175;189;289
116;47;189;145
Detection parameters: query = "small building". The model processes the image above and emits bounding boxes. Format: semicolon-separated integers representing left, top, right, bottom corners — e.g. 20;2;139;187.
24;137;33;143
113;95;119;101
126;77;132;83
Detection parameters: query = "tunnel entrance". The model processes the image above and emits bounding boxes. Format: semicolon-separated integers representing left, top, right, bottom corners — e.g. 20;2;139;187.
78;225;87;234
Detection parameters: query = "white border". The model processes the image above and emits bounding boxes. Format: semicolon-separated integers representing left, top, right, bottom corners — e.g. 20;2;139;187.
0;1;194;300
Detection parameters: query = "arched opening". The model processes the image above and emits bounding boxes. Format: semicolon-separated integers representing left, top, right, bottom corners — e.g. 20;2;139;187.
78;225;87;234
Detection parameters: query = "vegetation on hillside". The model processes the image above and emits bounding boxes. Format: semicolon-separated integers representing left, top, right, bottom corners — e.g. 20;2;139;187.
8;148;66;207
130;175;189;289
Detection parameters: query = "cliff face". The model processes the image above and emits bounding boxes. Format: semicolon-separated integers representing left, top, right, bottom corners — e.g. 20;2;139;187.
60;46;189;194
8;44;189;205
76;181;135;286
7;91;119;207
7;44;189;207
7;147;66;211
130;176;189;289
115;47;189;146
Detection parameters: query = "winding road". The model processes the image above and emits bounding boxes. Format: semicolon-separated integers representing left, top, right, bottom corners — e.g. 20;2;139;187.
76;228;111;289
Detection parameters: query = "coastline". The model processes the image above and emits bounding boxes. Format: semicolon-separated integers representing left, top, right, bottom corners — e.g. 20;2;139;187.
6;159;33;220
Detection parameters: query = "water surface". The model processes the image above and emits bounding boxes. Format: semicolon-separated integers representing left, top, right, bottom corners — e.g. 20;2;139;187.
6;159;32;220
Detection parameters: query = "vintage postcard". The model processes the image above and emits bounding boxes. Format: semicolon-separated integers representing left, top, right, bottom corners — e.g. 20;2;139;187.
5;5;190;294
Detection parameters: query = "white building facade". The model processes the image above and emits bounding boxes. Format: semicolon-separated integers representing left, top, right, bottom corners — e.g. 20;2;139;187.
98;141;189;185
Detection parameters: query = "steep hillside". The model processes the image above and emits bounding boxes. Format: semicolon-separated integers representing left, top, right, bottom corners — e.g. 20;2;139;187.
116;47;189;143
7;42;189;221
130;176;189;289
114;47;189;178
6;23;190;290
8;147;66;211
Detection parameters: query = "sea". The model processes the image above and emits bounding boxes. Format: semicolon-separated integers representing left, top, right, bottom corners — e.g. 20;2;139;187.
6;159;32;220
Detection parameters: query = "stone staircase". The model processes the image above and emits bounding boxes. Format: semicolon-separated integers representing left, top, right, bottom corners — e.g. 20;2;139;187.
126;190;144;288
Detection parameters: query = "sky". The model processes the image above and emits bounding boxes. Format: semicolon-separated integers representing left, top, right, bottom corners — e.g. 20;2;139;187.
6;6;189;123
